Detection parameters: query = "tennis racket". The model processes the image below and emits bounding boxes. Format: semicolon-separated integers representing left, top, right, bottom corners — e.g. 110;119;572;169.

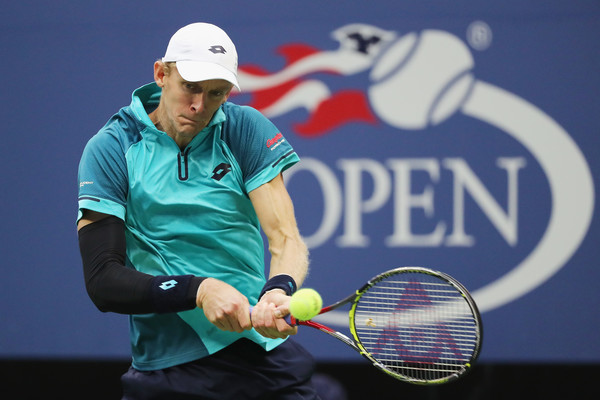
282;266;482;385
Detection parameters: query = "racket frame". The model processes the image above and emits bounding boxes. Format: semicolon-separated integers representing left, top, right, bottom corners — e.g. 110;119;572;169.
296;266;483;385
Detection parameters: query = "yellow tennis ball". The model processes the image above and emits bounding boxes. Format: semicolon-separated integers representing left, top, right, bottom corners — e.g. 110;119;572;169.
289;288;322;320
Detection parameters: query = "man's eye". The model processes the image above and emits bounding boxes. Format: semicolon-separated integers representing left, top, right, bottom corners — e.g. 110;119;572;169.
184;83;201;92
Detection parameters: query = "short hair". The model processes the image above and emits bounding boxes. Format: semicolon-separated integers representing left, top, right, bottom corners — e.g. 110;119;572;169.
161;61;175;76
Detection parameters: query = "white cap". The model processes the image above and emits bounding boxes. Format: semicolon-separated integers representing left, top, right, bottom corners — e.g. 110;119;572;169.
162;23;240;90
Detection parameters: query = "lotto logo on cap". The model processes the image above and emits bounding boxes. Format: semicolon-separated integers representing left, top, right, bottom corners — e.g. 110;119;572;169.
163;22;240;90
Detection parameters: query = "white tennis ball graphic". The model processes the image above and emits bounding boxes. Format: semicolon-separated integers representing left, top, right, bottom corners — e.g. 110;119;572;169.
368;30;475;130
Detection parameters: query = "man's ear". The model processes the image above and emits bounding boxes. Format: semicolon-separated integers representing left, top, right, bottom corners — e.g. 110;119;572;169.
154;61;166;87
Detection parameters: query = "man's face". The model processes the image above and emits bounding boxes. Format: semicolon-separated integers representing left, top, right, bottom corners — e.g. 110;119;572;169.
155;63;233;137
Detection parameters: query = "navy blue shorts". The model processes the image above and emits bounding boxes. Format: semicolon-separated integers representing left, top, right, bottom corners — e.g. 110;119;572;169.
121;338;321;399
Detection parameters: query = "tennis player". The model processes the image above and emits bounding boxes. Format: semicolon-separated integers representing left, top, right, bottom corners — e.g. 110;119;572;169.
77;22;320;399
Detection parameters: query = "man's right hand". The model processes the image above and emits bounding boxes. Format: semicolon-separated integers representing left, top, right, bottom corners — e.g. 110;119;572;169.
196;278;252;333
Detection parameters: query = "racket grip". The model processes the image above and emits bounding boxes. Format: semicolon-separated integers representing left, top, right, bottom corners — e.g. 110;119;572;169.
249;306;294;325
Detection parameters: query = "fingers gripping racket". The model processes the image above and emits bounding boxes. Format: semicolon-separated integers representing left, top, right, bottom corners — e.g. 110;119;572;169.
287;267;482;385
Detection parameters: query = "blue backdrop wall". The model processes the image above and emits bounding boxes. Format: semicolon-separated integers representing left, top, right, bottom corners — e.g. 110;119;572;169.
1;0;598;365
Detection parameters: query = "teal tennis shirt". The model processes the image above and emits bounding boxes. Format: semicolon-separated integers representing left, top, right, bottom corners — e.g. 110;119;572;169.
77;83;299;370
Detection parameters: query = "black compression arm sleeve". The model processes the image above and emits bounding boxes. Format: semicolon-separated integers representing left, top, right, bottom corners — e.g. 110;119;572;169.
78;216;205;314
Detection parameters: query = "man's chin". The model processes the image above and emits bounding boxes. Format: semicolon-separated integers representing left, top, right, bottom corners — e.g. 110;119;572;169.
179;120;207;133
176;123;203;136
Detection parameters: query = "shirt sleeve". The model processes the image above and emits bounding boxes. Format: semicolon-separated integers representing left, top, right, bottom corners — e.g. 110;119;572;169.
221;104;300;193
77;127;130;222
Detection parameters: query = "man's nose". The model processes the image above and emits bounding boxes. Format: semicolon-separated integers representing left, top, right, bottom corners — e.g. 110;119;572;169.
190;94;206;113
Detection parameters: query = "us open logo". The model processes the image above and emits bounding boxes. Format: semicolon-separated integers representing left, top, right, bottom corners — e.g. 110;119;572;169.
235;23;594;315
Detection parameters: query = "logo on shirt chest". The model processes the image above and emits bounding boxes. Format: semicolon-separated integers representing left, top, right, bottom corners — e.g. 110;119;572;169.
211;163;232;181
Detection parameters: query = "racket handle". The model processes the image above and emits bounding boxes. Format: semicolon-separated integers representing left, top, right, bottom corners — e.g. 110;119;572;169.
249;306;294;325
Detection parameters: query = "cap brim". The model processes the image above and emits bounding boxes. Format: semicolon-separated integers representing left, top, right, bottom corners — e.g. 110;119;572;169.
176;60;240;91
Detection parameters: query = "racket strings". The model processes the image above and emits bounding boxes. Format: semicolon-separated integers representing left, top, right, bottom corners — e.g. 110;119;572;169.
353;273;479;383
